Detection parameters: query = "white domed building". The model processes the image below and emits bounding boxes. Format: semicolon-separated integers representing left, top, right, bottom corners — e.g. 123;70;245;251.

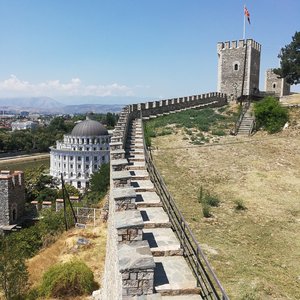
50;118;111;190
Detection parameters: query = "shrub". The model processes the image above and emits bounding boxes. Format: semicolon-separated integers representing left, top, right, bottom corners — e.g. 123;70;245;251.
197;186;204;203
202;204;212;218
234;199;247;211
39;260;96;298
211;129;226;136
204;193;220;207
254;97;289;133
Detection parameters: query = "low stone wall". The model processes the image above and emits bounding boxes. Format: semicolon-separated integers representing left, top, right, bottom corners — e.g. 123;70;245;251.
98;92;227;299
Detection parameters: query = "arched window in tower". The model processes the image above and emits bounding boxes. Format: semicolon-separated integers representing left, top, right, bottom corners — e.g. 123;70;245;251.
273;83;276;89
234;63;239;71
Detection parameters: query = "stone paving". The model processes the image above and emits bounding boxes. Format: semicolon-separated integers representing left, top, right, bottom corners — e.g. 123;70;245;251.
126;118;202;299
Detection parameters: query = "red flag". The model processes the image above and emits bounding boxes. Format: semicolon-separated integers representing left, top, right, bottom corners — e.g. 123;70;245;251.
244;6;251;24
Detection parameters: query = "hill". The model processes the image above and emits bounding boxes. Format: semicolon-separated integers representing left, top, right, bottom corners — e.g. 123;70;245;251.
148;106;300;299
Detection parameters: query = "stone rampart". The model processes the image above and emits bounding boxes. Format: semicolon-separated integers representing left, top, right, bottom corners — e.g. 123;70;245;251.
98;92;227;299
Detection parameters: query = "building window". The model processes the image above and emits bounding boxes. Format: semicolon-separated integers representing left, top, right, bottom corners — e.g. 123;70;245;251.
85;164;89;169
78;172;81;178
234;63;239;71
86;182;89;188
87;147;89;151
78;164;81;169
86;156;89;162
70;156;73;161
79;147;82;151
71;172;73;177
273;83;276;89
94;156;98;161
87;138;89;144
63;164;66;168
77;181;81;188
94;164;98;170
93;147;96;151
78;156;81;161
70;164;73;169
102;156;105;161
63;156;66;160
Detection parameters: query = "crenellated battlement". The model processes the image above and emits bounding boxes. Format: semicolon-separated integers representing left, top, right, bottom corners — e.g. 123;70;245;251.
217;39;261;52
0;170;24;187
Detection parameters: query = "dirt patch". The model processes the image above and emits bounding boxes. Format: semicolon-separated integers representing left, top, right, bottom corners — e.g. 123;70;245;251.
26;223;107;299
151;110;300;299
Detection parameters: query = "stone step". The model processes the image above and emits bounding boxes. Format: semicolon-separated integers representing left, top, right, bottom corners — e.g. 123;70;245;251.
162;295;202;300
127;164;147;171
154;256;201;296
131;180;155;192
130;170;150;180
136;192;162;208
143;228;183;256
138;207;171;229
127;161;146;170
127;155;145;162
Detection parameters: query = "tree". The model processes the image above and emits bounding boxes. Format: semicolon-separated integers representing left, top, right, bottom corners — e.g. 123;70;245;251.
0;237;29;300
274;31;300;85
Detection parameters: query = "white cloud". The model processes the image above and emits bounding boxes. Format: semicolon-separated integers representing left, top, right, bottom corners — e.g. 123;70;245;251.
0;75;134;97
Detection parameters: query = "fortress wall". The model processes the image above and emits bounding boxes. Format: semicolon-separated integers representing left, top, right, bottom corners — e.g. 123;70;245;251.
128;92;227;118
99;92;227;299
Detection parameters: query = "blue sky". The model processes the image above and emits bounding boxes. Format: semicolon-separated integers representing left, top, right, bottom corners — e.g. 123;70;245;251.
0;0;299;104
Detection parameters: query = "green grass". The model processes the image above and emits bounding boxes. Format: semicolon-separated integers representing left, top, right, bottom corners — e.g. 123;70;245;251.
0;157;50;171
144;106;237;146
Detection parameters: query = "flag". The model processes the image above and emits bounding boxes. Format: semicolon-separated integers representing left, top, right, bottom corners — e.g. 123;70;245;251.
244;6;251;24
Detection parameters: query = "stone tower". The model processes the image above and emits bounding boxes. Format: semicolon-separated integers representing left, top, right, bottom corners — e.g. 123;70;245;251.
0;170;25;227
265;69;290;97
217;39;261;98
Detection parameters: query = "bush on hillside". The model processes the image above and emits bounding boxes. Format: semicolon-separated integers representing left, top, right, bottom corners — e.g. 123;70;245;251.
254;97;289;133
39;260;96;298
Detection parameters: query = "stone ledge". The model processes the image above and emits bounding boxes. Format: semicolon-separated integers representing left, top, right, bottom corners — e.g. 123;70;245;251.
112;170;132;180
113;187;136;200
119;240;155;271
115;210;143;229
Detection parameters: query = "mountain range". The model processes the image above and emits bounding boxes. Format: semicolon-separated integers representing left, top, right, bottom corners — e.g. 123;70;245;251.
0;97;127;114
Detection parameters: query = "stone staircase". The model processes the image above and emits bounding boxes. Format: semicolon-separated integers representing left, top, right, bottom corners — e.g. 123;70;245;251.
126;118;202;299
236;109;255;136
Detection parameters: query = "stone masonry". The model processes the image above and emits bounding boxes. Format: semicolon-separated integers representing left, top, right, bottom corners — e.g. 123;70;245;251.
0;170;25;228
217;39;261;98
265;68;290;97
97;93;227;300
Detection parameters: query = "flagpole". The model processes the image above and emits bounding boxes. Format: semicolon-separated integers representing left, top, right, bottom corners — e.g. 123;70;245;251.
243;5;246;40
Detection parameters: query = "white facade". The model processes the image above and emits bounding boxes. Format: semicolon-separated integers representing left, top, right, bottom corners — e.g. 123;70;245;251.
50;119;110;190
11;121;38;131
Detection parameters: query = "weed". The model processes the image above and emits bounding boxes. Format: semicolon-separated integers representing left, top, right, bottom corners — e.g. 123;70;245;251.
204;194;220;207
234;199;247;211
202;204;212;218
212;129;226;136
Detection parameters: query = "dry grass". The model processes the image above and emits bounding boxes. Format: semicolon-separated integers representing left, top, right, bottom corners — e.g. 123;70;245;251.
151;108;300;299
280;93;300;104
26;223;107;299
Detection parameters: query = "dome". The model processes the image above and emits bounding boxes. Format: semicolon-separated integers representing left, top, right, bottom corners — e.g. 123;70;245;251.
71;120;108;136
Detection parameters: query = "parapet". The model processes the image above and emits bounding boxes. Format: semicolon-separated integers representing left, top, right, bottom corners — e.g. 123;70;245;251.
0;170;24;186
217;39;261;52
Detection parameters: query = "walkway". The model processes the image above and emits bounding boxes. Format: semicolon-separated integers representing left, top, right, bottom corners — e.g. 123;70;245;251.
126;118;202;299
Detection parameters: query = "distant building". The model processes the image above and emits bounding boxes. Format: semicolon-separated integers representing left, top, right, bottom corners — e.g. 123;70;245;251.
50;118;111;190
217;39;261;98
0;170;25;230
11;120;38;131
265;69;290;97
